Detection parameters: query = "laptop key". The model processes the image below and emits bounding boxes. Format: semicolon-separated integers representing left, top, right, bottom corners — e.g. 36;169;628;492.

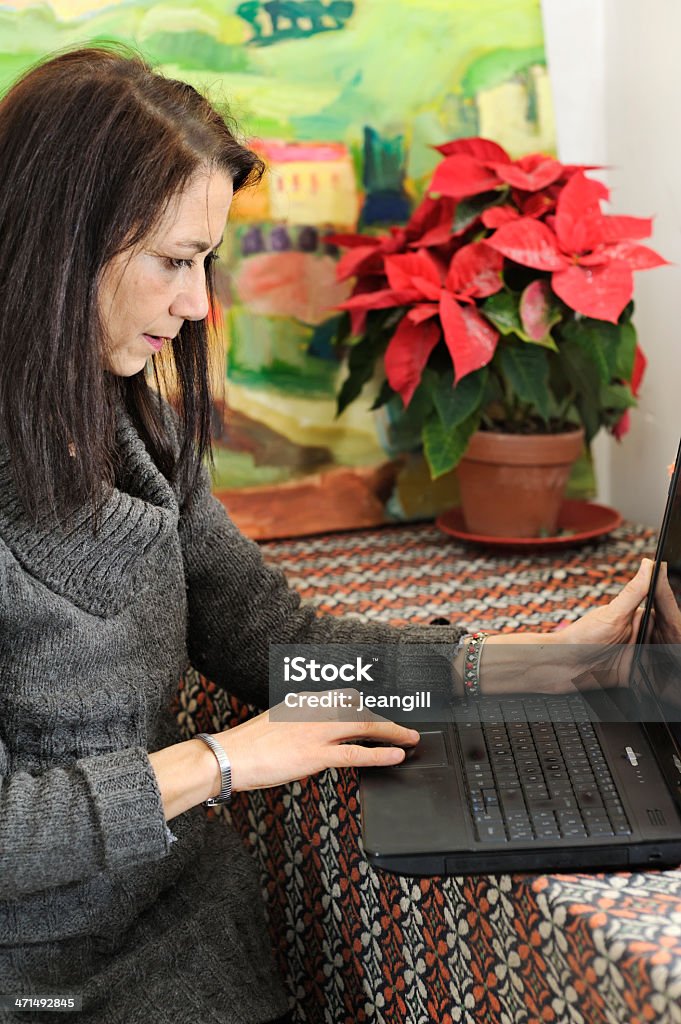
474;811;504;824
608;811;629;825
499;788;527;810
467;770;494;787
477;823;508;842
576;791;603;808
506;818;532;831
548;782;574;798
582;808;610;821
460;724;485;742
501;773;521;787
535;828;561;840
557;811;584;830
531;810;557;826
587;823;615;837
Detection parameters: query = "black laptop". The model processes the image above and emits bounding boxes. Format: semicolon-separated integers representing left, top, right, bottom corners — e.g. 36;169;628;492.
359;442;681;876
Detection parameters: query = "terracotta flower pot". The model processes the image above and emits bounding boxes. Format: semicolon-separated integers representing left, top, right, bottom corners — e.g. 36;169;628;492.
456;429;586;538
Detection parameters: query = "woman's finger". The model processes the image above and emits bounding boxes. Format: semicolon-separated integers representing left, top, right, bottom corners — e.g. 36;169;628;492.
601;558;653;621
336;718;420;746
333;743;409;769
631;606;644;640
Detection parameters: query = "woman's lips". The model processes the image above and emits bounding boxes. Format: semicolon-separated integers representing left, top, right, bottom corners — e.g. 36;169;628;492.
143;334;167;352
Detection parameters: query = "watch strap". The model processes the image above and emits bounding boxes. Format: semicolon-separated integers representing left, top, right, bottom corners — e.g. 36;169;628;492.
196;732;233;806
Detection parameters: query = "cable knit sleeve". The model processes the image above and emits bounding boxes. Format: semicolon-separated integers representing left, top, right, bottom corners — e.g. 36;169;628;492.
0;747;173;899
0;544;175;898
179;461;467;709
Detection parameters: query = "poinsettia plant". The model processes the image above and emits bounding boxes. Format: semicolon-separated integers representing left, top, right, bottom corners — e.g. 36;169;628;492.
327;138;667;478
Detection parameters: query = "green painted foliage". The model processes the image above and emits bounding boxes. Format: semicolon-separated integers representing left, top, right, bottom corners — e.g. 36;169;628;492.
142;31;249;72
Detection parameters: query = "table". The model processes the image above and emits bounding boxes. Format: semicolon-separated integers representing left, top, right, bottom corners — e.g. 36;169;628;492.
173;521;681;1024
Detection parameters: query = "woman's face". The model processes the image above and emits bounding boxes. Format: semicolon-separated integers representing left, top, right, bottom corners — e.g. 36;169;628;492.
99;169;234;376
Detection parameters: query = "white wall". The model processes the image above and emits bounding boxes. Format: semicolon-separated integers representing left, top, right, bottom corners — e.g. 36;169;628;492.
542;0;681;526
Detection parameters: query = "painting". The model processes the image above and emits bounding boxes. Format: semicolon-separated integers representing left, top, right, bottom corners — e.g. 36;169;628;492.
0;0;556;538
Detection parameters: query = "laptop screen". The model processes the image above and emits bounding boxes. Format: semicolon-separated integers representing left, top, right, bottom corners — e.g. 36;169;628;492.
632;441;681;729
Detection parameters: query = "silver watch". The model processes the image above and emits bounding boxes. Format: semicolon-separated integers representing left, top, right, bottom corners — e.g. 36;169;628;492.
196;733;233;806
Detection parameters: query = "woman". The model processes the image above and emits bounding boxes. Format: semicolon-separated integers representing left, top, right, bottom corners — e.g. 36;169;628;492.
0;46;652;1024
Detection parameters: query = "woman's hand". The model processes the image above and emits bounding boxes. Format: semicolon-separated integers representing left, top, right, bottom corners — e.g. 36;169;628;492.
215;691;419;795
552;557;654;689
555;557;653;647
477;559;654;696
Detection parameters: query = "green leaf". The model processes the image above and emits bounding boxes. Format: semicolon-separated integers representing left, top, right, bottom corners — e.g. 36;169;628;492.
560;341;602;441
528;334;558;352
421;367;487;431
483;290;559;350
620;299;635;323
336;324;389;415
380;307;407;333
498;344;550;422
600;382;637;412
369;377;395;411
481;291;524;336
384;384;436;451
561;318;636;386
422;412;480;478
452;190;508;234
564;322;611;385
330;312;352;349
613;323;637;382
337;351;375;414
481;369;504;405
335;307;412;415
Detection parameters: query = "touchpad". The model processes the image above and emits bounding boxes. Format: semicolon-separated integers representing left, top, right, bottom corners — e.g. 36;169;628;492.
396;730;449;769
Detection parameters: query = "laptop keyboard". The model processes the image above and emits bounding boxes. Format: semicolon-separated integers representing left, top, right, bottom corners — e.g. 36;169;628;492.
456;695;633;844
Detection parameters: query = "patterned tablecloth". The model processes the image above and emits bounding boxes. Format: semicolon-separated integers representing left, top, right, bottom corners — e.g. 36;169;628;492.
174;521;681;1024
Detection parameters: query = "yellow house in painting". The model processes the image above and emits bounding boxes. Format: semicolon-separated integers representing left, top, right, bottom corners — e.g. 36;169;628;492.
229;139;360;228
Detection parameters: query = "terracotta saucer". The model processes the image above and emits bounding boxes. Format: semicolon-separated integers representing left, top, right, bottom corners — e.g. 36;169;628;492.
435;499;623;549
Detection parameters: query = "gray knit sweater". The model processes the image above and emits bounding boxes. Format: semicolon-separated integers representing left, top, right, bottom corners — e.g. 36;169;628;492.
0;398;465;1024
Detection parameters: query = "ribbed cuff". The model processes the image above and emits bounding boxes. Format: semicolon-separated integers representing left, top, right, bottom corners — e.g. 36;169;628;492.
78;747;173;870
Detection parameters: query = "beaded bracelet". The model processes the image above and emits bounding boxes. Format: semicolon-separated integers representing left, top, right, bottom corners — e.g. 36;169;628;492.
462;631;490;699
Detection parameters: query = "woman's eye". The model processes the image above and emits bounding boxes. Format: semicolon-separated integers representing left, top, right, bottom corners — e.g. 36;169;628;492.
163;252;220;271
164;257;194;270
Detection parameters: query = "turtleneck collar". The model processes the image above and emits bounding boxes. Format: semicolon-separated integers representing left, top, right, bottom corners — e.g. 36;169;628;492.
0;402;180;617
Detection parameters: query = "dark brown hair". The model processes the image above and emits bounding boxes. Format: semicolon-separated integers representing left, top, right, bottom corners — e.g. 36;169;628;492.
0;43;264;527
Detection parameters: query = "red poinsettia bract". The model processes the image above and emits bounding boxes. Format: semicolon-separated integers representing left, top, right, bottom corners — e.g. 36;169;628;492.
325;194;456;318
486;172;668;323
429;136;589;199
338;243;503;405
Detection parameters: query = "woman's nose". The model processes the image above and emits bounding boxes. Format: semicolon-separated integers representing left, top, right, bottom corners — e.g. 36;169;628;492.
170;269;210;322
